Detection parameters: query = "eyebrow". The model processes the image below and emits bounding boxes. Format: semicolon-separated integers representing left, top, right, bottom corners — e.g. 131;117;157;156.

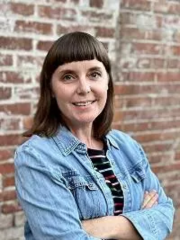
58;66;103;75
58;70;76;75
88;67;103;72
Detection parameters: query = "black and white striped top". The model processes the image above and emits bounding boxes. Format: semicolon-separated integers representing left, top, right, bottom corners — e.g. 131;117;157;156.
87;148;124;215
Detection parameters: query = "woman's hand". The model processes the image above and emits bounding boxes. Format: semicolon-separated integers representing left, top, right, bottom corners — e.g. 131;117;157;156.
81;190;158;240
141;190;158;209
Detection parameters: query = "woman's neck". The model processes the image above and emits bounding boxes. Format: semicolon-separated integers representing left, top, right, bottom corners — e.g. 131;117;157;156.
68;125;103;150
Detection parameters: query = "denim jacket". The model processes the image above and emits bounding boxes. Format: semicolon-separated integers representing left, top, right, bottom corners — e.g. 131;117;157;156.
14;127;175;240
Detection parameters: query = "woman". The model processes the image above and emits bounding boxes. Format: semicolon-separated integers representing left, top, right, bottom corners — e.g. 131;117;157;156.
14;31;175;240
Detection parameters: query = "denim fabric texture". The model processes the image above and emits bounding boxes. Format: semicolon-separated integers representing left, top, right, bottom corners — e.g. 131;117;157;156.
14;127;175;240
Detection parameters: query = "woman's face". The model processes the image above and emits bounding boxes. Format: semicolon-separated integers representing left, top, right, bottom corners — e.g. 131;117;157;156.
51;59;109;129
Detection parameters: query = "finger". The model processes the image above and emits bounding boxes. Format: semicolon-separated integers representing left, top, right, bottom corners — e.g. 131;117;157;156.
144;193;158;209
141;190;158;209
142;190;157;208
142;191;154;207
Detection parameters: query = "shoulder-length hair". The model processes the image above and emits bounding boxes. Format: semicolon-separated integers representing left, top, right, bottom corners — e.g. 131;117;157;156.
25;31;114;139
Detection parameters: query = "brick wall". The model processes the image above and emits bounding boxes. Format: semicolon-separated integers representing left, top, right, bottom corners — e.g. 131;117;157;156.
113;1;180;239
0;0;179;239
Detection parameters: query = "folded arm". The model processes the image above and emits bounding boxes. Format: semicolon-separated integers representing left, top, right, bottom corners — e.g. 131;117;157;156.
82;144;175;240
82;190;158;240
15;146;101;240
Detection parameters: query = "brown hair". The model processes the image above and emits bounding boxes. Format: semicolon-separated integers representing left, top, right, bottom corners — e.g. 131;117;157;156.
25;31;114;139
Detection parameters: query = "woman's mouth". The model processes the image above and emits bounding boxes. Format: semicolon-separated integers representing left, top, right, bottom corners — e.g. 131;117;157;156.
73;100;96;107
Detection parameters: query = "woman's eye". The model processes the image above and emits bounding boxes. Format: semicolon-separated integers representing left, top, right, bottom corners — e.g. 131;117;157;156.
62;74;74;81
90;72;101;79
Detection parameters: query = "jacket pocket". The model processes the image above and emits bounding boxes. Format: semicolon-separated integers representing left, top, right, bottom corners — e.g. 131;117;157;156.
68;176;98;191
128;166;146;211
131;167;146;183
65;175;105;220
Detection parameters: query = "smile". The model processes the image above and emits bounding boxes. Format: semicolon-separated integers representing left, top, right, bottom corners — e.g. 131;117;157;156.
73;100;96;106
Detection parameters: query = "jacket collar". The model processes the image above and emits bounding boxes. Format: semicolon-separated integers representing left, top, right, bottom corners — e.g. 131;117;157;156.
52;126;119;156
106;133;119;150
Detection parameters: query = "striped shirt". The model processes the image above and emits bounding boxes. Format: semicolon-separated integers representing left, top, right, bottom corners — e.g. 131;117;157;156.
87;148;124;215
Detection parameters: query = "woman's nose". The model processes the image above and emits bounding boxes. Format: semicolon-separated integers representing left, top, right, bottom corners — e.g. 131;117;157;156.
77;79;91;95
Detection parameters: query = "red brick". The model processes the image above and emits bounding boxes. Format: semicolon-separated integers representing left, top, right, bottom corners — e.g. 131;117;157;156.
0;103;31;115
54;0;67;2
136;58;165;69
0;37;32;51
0;54;13;66
0;163;14;174
121;28;161;42
143;142;173;153
132;42;163;55
56;24;93;36
116;118;180;133
114;108;180;123
134;130;180;143
164;15;180;26
153;2;169;13
175;152;180;161
23;117;33;130
0;71;31;84
3;176;15;188
81;10;112;23
121;0;151;11
90;0;104;8
113;122;150;133
1;190;16;201
154;2;180;15
113;98;124;109
145;30;162;41
2;203;22;214
156;72;180;82
0;150;13;161
148;154;171;165
121;27;146;40
96;27;115;38
37;40;54;51
167;59;180;68
0;87;11;100
120;12;136;25
113;111;124;122
120;71;155;82
15;20;53;35
70;0;79;4
163;171;180;183
0;134;23;147
114;84;136;95
153;96;180;106
152;163;180;174
10;2;34;16
38;6;77;20
174;31;180;43
114;83;180;95
48;0;66;2
114;96;152;109
171;46;180;56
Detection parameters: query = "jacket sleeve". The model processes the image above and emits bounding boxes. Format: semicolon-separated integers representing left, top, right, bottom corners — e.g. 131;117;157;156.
122;143;175;240
14;145;101;240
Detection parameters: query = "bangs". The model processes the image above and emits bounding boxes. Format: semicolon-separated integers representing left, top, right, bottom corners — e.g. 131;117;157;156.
47;32;110;72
